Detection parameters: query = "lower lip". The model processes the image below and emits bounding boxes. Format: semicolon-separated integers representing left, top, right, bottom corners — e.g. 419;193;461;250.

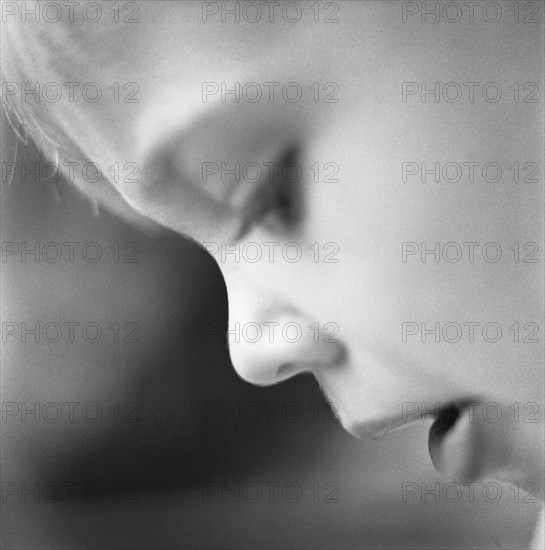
428;402;482;481
428;400;544;486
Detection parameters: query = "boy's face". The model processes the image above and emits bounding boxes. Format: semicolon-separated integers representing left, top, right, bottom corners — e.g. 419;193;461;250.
15;2;543;479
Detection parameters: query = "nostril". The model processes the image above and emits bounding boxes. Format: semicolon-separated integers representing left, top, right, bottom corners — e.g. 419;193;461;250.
272;335;348;382
331;344;348;367
277;363;297;378
276;350;346;382
276;360;325;379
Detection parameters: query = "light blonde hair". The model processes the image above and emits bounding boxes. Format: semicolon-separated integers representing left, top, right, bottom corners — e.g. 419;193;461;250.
1;15;145;224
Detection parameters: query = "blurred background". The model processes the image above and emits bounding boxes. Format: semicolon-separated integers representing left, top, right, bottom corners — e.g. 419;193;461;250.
1;113;540;549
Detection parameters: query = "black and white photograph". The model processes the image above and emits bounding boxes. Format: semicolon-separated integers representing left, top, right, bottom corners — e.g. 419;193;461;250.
1;1;544;548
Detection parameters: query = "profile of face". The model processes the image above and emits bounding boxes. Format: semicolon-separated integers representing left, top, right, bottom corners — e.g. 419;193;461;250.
4;2;543;490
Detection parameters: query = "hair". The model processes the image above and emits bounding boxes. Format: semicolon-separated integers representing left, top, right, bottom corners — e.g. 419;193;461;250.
1;16;149;226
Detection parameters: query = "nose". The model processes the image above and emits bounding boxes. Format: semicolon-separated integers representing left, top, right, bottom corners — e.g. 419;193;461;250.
225;280;346;386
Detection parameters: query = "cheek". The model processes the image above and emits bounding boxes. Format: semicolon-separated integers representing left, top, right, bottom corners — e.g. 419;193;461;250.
305;95;538;320
299;130;541;402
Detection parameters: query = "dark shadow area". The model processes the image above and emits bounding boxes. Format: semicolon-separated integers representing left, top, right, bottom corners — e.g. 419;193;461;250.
1;133;340;490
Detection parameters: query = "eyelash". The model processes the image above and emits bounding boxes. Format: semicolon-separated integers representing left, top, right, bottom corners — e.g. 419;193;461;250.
238;146;302;237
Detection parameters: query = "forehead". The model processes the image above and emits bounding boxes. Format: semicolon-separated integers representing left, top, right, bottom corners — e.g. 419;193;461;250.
8;2;542;174
11;1;541;80
37;1;539;115
42;1;390;75
23;2;391;158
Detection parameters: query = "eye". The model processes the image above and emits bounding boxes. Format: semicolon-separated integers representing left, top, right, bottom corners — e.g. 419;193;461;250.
237;146;303;238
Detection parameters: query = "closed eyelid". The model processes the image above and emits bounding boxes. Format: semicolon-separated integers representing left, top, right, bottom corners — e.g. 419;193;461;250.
143;101;309;182
138;103;308;238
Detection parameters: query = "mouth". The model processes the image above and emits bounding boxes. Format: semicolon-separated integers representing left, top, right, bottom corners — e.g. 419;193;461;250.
350;400;489;477
338;387;543;488
352;401;494;480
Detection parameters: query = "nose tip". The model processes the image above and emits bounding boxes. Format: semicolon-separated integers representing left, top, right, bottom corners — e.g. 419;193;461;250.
227;315;346;386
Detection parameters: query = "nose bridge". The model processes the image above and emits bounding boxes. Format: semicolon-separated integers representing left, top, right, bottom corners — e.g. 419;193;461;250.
223;269;346;386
